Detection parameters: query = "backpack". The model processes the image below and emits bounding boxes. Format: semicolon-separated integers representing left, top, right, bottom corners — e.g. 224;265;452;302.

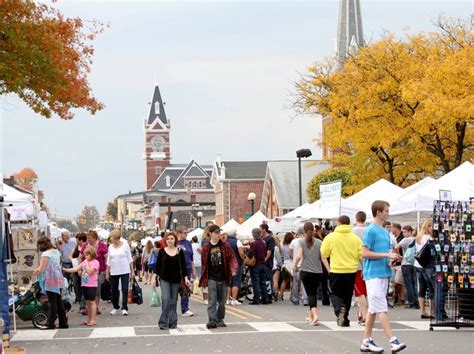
147;250;157;267
403;240;416;264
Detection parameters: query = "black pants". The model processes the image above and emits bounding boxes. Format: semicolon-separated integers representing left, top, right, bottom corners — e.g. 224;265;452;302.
110;273;130;311
46;291;68;327
319;266;330;304
329;272;357;325
300;271;321;309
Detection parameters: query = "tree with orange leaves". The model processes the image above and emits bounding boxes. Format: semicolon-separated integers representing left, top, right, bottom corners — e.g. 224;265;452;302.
0;1;105;119
13;167;38;191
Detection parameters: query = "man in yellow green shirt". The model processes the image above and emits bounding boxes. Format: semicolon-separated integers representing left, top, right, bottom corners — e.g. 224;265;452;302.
321;215;362;327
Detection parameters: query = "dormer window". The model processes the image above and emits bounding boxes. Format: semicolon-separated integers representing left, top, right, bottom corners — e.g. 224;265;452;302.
155;102;160;115
165;176;171;188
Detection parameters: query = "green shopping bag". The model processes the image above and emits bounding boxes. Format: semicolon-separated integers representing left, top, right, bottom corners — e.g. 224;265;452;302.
150;287;161;307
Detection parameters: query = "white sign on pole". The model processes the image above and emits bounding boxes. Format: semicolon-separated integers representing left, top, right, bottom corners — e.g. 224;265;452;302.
319;180;342;217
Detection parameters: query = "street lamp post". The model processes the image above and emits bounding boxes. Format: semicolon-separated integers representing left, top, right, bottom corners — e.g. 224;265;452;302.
172;218;178;230
296;148;312;206
197;211;203;229
247;192;256;215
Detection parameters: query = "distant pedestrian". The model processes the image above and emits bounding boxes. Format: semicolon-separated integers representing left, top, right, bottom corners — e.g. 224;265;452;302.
177;227;195;317
226;228;245;305
321;215;362;327
260;224;275;302
352;211;368;324
153;232;190;330
360;200;406;353
199;225;237;329
247;228;269;305
106;230;133;316
141;240;154;285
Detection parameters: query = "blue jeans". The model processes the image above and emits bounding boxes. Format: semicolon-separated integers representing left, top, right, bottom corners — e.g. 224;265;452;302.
402;265;419;307
160;280;180;328
180;272;192;314
291;273;307;304
231;264;243;288
415;267;434;299
110;273;129;311
207;279;227;324
250;264;268;303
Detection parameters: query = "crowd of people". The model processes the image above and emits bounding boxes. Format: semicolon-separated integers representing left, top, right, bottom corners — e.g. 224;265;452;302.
32;199;448;353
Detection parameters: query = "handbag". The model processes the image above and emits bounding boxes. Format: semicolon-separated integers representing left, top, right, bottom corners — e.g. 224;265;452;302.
127;289;134;304
415;241;432;268
193;279;201;296
177;249;192;298
403;240;416;264
132;278;143;305
150;287;161;307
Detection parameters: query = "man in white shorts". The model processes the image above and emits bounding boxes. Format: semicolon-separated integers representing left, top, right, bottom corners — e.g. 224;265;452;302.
360;200;406;353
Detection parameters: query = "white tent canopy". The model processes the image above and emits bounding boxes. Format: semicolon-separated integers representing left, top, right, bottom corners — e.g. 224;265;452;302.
236;211;269;240
221;219;240;234
299;198;346;220
341;179;403;221
391;161;474;216
187;228;204;242
3;184;36;221
282;203;312;218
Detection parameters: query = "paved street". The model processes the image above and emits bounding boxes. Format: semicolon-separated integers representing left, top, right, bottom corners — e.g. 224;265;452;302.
9;284;474;353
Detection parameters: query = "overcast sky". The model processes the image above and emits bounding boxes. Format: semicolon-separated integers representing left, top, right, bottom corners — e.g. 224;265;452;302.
0;0;471;220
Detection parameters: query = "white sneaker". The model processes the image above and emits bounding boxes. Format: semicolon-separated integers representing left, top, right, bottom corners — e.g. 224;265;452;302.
182;310;194;317
122;309;128;316
110;309;120;315
226;300;231;305
360;338;384;353
389;337;406;353
231;300;242;306
203;300;208;305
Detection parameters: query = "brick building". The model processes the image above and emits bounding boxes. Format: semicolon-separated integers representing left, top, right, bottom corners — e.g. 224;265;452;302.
211;158;267;226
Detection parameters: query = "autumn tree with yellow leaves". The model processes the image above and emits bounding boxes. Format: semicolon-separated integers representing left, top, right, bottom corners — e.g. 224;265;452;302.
295;17;473;192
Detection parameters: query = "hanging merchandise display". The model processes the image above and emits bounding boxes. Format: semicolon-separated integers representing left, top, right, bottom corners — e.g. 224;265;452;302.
430;199;474;330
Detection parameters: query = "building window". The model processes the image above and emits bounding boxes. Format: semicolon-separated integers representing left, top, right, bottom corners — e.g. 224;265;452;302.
155;166;162;176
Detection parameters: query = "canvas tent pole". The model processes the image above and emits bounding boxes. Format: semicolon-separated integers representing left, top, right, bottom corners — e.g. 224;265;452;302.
0;177;11;335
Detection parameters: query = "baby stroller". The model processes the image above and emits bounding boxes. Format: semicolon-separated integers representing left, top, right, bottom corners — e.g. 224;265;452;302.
13;281;71;329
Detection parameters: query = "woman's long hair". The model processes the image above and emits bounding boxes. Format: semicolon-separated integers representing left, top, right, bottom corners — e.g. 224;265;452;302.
283;232;294;246
417;220;432;244
145;240;154;253
303;222;314;249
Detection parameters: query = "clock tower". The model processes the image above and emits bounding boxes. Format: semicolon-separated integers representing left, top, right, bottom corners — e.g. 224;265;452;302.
144;84;171;190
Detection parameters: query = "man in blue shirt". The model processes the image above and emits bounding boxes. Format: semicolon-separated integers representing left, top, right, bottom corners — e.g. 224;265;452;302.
360;200;406;353
177;227;195;317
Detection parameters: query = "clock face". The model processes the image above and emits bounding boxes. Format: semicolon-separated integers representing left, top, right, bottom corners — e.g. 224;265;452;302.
152;137;164;152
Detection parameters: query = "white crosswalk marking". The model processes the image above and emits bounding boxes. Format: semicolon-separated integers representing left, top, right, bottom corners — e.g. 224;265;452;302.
10;321;472;342
248;322;302;332
89;326;136;338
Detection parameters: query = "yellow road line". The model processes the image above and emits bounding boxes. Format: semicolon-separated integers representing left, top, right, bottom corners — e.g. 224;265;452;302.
189;294;264;320
225;305;264;320
189;295;248;320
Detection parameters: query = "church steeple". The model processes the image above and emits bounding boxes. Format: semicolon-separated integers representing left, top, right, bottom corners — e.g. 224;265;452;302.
147;84;169;127
336;0;364;63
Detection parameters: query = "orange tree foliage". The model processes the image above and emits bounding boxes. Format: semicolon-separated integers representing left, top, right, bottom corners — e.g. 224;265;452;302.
13;167;38;191
294;17;473;191
0;1;105;119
